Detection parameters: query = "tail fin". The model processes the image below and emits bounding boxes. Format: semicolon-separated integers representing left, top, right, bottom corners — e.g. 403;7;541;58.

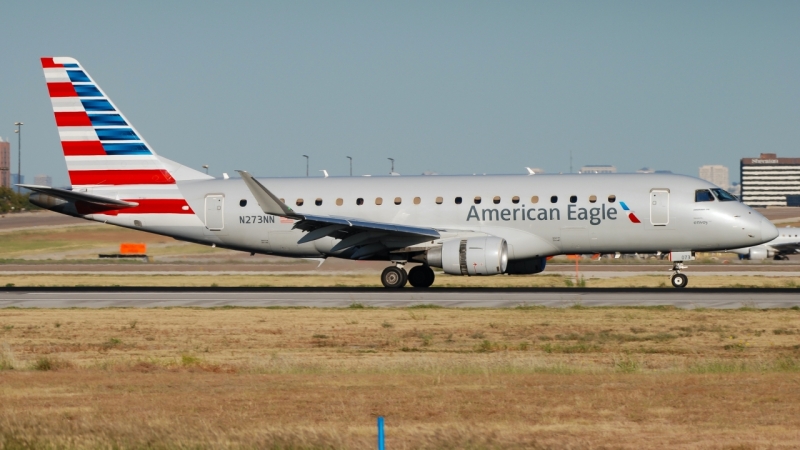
41;57;210;189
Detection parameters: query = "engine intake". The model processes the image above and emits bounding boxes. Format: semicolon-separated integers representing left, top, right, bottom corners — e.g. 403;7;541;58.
426;237;508;275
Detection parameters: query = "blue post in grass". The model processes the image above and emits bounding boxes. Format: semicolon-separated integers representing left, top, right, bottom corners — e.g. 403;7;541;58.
377;416;385;450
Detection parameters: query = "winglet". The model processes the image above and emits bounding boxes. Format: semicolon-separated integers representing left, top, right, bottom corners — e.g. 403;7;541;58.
236;170;296;217
525;167;536;175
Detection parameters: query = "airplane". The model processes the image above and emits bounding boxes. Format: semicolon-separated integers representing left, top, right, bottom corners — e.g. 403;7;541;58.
23;57;779;289
729;227;800;260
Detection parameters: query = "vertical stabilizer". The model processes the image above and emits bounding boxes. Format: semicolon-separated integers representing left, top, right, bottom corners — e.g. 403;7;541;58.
41;56;211;190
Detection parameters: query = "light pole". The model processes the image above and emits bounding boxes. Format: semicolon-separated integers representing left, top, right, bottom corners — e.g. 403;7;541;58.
202;164;209;174
387;158;394;174
14;122;22;193
302;155;309;177
346;156;352;176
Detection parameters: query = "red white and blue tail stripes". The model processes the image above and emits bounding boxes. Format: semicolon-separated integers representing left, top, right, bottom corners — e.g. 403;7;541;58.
42;57;176;187
42;57;200;217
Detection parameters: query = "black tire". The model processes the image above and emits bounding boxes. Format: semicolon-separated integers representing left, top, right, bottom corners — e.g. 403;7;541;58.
381;266;408;289
408;265;435;288
671;273;688;289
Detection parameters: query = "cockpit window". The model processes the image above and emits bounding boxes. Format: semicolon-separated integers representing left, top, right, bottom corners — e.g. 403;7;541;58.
695;190;715;202
711;188;738;202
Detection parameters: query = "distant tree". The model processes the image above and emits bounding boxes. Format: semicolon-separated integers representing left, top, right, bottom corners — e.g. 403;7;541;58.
0;187;40;214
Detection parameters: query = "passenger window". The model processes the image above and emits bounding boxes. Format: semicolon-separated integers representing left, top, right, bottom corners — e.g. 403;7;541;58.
394;197;402;205
550;196;558;204
608;195;616;203
279;198;285;203
493;196;501;204
531;196;539;204
336;198;343;206
239;199;247;207
569;195;577;203
356;198;364;205
711;188;737;202
375;197;383;205
413;197;421;205
474;196;481;204
455;197;462;204
589;195;597;203
296;199;304;206
695;190;715;202
512;196;520;204
435;197;443;204
315;198;323;206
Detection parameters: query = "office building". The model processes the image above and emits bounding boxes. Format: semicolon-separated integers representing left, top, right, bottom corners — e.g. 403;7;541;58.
33;175;52;187
0;137;9;189
579;165;616;174
11;174;24;185
740;153;800;207
699;165;730;190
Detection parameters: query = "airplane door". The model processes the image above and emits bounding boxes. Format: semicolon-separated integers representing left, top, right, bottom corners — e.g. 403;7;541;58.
205;195;224;231
650;189;669;226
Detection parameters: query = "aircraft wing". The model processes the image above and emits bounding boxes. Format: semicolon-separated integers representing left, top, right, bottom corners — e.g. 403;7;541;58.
18;184;138;208
769;242;800;254
237;171;440;256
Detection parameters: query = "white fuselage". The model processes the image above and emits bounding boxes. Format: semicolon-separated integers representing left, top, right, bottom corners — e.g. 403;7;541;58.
77;173;775;260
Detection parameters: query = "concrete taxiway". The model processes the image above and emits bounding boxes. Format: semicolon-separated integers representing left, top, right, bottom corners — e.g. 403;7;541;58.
1;288;798;309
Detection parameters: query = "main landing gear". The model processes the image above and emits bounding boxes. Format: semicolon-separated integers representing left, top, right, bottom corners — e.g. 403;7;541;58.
380;264;435;289
670;262;688;289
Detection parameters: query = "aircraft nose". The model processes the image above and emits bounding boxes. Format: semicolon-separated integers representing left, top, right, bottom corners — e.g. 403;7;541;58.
761;218;778;242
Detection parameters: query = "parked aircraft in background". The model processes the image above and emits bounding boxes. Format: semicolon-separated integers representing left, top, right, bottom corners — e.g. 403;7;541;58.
23;57;779;288
729;227;800;260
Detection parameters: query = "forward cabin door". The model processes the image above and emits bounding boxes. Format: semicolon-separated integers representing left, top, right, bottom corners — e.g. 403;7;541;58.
205;195;224;231
650;189;669;226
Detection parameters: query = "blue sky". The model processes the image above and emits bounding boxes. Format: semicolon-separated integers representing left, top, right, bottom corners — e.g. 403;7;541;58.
2;1;799;186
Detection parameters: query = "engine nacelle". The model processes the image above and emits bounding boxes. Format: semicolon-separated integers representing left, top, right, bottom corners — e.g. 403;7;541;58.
426;237;508;275
748;247;768;260
505;256;547;275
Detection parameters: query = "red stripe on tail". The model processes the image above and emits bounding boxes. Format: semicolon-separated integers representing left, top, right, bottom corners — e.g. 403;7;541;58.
47;82;77;97
62;141;106;156
55;112;92;126
41;57;63;68
69;170;176;185
76;199;193;216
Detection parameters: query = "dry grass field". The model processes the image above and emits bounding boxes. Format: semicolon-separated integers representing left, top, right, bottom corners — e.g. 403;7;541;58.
2;306;800;448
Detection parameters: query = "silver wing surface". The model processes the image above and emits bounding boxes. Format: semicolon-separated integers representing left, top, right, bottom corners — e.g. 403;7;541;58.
237;171;441;258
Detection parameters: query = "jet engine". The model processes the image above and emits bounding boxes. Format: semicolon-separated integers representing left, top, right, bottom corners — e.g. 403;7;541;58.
425;237;508;275
747;247;768;260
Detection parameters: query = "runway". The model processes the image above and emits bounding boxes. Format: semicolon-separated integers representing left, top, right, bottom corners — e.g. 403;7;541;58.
1;288;798;309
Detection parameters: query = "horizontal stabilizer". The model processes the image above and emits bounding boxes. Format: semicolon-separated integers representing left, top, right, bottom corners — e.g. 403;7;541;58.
18;184;138;208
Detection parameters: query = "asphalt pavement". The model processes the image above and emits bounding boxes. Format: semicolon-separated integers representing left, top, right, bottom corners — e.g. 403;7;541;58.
1;288;798;309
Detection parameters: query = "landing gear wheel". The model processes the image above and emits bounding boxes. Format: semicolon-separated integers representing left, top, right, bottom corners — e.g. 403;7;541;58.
408;265;435;288
381;266;408;289
671;273;688;289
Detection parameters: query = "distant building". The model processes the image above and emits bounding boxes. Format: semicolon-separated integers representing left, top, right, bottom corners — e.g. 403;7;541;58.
0;137;9;189
699;165;730;190
33;174;52;187
11;174;24;186
580;165;616;174
741;153;800;207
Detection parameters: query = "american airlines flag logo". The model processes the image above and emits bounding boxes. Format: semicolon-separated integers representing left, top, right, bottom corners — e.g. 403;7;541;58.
619;201;641;223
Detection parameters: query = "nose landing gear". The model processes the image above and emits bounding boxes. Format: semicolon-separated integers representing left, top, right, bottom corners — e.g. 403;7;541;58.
670;262;688;288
